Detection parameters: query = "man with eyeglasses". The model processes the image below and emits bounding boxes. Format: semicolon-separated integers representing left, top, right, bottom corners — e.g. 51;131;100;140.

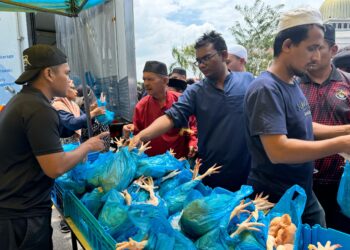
130;31;254;191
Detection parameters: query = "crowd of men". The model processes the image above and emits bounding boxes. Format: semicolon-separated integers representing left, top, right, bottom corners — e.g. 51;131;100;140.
0;5;350;249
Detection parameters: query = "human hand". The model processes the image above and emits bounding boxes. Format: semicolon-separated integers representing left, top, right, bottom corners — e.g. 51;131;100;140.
83;131;109;152
90;107;105;118
129;133;142;151
188;146;197;158
123;124;135;139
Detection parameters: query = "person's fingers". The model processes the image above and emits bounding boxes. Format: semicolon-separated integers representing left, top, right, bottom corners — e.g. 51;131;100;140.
97;131;110;138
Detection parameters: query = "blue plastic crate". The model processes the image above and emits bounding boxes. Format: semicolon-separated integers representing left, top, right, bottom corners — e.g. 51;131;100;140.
64;191;116;250
51;182;65;214
302;224;350;249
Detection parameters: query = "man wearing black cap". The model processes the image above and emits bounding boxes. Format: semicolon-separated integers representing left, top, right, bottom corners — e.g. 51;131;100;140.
0;44;108;249
300;24;350;232
170;67;187;81
123;60;193;158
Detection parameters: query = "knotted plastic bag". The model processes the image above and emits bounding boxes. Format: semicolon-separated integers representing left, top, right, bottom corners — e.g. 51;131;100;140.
100;147;137;192
136;151;185;179
180;186;253;239
98;189;136;240
96;99;115;125
81;187;105;217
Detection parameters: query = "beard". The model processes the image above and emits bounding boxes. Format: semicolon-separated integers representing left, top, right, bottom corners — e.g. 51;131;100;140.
292;67;306;77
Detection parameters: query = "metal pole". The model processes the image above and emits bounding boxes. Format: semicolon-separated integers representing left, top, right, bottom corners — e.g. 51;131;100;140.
74;16;93;137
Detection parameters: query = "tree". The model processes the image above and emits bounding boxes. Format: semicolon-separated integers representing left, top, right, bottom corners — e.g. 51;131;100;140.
230;0;284;76
170;44;202;78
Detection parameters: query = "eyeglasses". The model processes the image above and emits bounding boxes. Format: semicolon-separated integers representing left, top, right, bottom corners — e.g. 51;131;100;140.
194;52;218;66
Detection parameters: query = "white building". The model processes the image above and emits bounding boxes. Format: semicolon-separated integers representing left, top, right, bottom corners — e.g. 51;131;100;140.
320;0;350;48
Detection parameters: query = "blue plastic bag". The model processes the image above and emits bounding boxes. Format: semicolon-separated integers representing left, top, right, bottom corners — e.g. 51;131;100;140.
98;189;136;240
266;184;307;250
136;151;186;179
100;147;137;192
163;179;203;215
158;169;193;197
180;186;253;239
127;204;196;250
81;187;105;217
96;99;115;125
86;151;114;187
337;160;350;218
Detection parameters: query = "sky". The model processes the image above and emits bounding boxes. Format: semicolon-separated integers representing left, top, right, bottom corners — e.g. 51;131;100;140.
133;0;325;81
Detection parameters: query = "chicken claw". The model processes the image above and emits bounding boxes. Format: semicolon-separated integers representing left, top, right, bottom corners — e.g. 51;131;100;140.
138;141;151;155
191;158;202;180
137;177;159;206
230;213;265;238
169;148;176;157
253;193;275;211
230;200;252;220
195;163;222;181
308;241;342;250
122;190;132;206
116;238;148;250
161;170;181;182
114;137;125;147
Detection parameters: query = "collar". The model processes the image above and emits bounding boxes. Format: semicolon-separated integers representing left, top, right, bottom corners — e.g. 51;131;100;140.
301;64;343;86
205;72;232;90
21;85;50;103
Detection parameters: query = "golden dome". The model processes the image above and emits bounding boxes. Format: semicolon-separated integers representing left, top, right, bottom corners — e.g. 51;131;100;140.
320;0;350;20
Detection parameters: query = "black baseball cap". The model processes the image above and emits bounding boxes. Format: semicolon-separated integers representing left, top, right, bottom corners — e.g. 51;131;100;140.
15;44;67;84
168;78;187;92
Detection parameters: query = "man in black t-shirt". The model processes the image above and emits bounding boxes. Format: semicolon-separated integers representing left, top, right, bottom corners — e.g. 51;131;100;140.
0;45;108;249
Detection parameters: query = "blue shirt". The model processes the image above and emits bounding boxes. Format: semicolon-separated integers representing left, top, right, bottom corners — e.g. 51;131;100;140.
166;72;254;191
244;71;314;201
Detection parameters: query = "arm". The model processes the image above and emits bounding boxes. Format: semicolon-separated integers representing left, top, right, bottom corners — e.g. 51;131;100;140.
260;134;350;164
58;110;87;130
36;132;109;178
131;87;196;147
133;114;174;143
313;122;350;140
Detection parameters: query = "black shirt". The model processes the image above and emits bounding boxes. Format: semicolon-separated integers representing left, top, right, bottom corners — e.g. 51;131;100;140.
0;86;63;218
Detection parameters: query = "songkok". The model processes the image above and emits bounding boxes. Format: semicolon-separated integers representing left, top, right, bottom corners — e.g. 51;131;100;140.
171;67;187;77
143;61;168;76
277;7;323;33
324;23;335;43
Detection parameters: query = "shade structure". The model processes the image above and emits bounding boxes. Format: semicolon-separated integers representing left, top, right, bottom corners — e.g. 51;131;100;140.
0;0;105;17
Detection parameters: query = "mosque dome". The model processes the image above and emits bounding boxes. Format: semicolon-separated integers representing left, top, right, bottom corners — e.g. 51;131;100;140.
320;0;350;20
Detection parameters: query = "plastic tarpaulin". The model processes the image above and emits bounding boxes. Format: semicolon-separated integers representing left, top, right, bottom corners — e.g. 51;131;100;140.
0;0;105;17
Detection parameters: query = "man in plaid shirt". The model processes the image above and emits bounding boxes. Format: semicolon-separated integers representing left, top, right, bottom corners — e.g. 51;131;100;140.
300;24;350;232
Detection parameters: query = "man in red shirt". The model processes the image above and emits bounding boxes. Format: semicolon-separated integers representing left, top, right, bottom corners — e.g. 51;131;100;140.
123;61;195;158
300;24;350;232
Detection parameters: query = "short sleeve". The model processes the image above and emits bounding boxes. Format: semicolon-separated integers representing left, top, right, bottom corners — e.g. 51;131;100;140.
245;82;287;136
26;106;63;156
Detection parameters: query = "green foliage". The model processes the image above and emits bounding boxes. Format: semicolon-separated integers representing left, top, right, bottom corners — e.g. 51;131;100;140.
230;0;284;76
170;44;202;78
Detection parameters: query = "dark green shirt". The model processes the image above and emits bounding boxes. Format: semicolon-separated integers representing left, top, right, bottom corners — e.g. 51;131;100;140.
0;86;63;218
